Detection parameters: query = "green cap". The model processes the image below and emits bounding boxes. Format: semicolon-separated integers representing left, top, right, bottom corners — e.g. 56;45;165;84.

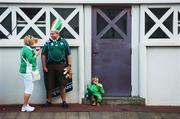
51;18;62;32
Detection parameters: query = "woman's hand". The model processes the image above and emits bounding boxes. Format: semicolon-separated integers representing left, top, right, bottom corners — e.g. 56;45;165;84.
35;49;41;56
35;47;41;55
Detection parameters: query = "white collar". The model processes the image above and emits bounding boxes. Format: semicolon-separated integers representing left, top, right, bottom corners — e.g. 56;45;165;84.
25;45;33;50
52;40;57;42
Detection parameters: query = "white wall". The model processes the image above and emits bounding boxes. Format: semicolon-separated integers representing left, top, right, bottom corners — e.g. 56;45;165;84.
0;47;79;104
0;0;179;4
146;47;180;106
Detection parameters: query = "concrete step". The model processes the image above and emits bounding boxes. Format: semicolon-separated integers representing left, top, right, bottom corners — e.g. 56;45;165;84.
82;96;145;105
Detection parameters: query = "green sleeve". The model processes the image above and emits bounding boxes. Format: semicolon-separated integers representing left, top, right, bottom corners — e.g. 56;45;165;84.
87;85;93;93
63;39;71;56
99;87;105;94
41;43;48;56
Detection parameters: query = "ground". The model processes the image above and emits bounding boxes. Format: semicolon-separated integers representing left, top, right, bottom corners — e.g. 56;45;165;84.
0;104;180;119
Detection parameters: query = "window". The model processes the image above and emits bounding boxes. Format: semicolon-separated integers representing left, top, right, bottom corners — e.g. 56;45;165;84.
0;7;12;39
96;8;129;40
145;8;173;39
0;5;82;43
17;8;46;39
50;8;79;39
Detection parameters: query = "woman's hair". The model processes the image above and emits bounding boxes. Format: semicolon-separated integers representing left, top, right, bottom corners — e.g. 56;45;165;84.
24;35;38;46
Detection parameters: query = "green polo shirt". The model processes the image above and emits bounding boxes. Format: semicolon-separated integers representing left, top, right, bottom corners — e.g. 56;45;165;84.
42;37;71;64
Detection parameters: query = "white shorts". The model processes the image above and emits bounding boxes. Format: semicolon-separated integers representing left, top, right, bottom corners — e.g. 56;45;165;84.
21;73;34;94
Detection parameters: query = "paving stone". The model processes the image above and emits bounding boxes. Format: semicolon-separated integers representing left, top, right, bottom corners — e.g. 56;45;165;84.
41;112;54;119
102;112;119;119
89;112;103;119
115;112;139;119
137;112;162;119
79;112;89;119
54;112;66;119
0;113;5;119
3;112;17;119
29;112;42;119
66;112;79;119
160;113;180;119
16;112;30;119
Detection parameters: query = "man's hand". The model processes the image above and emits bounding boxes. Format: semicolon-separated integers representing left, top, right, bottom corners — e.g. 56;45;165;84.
65;66;71;72
64;66;72;79
44;66;48;72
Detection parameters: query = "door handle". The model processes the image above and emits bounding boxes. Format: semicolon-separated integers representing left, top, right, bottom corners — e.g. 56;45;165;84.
92;51;99;54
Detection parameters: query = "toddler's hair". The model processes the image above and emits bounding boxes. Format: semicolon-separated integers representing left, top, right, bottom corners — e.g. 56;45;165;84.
92;76;99;82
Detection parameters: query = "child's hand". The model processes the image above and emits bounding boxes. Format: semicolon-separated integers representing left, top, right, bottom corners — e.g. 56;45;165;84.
97;83;103;87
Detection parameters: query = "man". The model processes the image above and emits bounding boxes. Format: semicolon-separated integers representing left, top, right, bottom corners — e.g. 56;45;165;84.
42;18;72;108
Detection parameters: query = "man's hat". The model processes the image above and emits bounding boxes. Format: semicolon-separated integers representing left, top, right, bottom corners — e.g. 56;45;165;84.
51;18;62;33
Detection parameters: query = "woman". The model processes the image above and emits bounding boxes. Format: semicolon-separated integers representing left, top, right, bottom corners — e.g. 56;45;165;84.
19;35;41;112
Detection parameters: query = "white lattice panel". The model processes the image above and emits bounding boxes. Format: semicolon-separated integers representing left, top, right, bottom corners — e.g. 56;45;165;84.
140;5;180;46
0;5;83;46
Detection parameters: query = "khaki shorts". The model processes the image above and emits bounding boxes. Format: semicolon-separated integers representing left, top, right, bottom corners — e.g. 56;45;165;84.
44;63;67;92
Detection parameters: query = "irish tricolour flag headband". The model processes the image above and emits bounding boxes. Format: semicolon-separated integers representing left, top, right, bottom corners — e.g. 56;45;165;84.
51;18;62;33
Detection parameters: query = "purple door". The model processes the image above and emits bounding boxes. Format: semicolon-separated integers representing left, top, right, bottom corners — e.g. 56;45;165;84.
92;6;131;96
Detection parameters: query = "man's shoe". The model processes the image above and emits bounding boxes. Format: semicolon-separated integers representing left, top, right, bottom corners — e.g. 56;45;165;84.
44;101;52;107
61;101;68;108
